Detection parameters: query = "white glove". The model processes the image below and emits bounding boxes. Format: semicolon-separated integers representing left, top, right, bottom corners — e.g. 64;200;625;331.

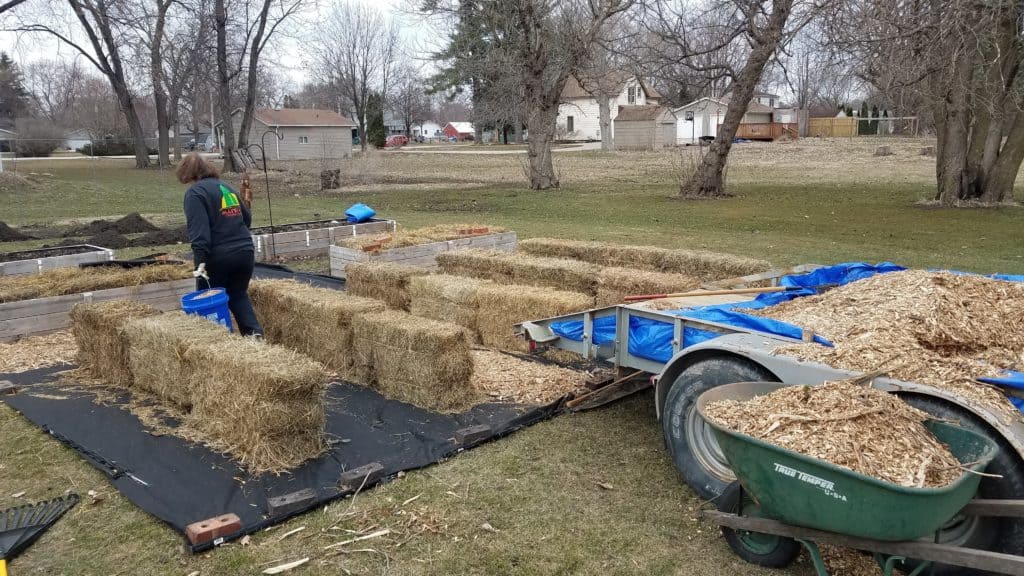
192;262;208;280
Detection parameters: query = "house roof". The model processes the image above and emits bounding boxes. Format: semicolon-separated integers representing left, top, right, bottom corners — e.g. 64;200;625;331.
446;122;474;133
254;108;355;127
562;73;662;101
673;97;728;112
615;105;673;122
0;127;16;136
674;96;773;114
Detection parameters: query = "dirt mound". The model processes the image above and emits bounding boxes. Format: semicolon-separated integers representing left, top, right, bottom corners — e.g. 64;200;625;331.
85;231;132;249
0;221;33;242
134;226;188;247
67;213;159;237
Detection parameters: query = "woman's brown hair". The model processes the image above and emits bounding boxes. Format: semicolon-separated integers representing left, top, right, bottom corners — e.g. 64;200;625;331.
176;153;221;184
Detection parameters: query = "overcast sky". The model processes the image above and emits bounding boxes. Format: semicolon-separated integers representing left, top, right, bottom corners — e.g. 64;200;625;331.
0;0;442;91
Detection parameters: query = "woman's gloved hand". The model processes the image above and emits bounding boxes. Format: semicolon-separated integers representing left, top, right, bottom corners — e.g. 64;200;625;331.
192;262;209;280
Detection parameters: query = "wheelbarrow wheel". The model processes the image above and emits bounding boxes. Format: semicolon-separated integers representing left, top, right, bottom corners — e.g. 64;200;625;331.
718;481;801;569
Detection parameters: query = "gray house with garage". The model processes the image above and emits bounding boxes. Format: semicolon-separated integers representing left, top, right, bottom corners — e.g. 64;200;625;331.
215;108;357;160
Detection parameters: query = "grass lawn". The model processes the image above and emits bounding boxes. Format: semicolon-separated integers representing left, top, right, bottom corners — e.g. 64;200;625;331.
0;138;1021;575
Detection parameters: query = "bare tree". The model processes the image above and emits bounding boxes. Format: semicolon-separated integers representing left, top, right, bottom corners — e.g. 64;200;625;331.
424;0;632;189
639;0;819;197
0;0;30;16
390;64;431;137
22;58;86;124
311;0;400;152
573;40;626;151
11;0;156;167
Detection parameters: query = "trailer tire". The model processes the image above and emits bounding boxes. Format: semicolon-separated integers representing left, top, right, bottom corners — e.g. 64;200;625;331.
662;356;778;500
899;394;1024;576
718;481;802;568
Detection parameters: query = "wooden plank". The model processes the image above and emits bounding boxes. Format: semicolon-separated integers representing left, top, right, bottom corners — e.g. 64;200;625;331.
567;371;650;411
0;279;193;319
1;249;113;277
704;510;1024;573
960;499;1024;518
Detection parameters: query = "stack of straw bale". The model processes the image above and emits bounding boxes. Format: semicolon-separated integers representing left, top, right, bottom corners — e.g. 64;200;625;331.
595;267;701;306
476;284;592;351
518;238;769;280
250;279;385;378
345;261;431;310
186;336;328;473
437;250;599;295
0;264;192;303
122;312;231;410
408;274;489;335
339;223;506;250
351;310;475;411
70;300;160;386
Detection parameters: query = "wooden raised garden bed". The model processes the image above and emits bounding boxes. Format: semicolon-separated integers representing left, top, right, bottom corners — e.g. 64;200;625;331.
329;231;518;278
252;219;396;262
0;278;194;341
0;245;115;277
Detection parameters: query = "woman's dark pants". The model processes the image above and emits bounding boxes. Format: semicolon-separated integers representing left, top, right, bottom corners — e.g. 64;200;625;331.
200;249;263;336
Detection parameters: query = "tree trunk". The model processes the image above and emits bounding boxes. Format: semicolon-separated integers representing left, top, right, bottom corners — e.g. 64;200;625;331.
525;102;559;189
679;0;793;197
981;115;1024;202
512;122;523;144
215;0;236;172
149;0;171;168
171;106;182;161
236;0;273;158
597;94;613;151
934;49;973;205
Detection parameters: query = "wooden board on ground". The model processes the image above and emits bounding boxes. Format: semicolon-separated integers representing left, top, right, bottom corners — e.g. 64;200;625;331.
0;245;114;277
0;278;193;340
329;232;517;278
253;220;396;262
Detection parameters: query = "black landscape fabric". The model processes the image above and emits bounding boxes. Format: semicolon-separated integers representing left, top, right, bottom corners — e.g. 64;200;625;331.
1;366;561;552
253;262;344;289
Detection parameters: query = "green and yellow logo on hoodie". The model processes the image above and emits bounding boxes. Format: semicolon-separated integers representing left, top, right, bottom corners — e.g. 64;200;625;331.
219;184;242;216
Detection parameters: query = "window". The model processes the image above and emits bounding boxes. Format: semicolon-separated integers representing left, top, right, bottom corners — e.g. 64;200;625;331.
566;116;574;133
298;136;309;144
628;87;636;104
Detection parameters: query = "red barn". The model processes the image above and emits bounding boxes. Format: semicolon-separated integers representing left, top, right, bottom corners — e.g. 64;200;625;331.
442;122;475;141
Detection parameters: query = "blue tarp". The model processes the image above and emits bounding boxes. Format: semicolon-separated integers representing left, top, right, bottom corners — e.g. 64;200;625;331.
978;371;1024;413
551;262;906;363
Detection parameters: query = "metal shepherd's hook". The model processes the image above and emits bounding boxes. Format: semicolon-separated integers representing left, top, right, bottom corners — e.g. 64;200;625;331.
247;129;284;259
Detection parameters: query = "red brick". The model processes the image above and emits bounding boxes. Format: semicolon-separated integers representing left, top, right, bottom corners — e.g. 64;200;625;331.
185;513;241;545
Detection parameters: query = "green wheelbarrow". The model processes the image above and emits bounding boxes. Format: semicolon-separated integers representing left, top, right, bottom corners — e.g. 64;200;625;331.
696;382;1024;576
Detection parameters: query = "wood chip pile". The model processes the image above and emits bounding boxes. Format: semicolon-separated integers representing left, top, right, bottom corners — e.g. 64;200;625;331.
704;381;963;488
470;350;591;404
518;238;770;280
338;223;506;251
0;330;77;373
351;309;475;411
0;263;191;303
754;270;1024;418
345;261;431;310
250;279;385;379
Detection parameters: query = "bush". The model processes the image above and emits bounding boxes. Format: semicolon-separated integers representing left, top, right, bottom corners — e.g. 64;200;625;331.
77;140;135;156
13;118;63;158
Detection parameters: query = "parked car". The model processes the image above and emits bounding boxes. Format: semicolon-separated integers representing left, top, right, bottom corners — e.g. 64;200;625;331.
385;135;409;148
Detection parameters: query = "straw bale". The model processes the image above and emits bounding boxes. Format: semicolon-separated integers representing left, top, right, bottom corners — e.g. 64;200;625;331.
518;238;769;280
338;223;506;250
0;263;192;303
753;270;1024;420
187;337;328;473
476;284;592;352
437;250;599;295
408;274;489;335
471;349;590;405
249;279;385;378
70;300;160;386
704;380;963;488
123;312;229;409
595;267;701;306
344;261;431;310
0;329;77;373
350;310;474;411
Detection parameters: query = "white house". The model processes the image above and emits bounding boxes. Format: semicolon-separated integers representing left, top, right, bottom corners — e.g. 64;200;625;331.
64;128;95;151
214;108;357;160
557;74;662;142
673;97;775;144
411;121;443;140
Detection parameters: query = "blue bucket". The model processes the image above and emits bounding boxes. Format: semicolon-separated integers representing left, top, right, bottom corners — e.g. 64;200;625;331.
181;287;234;332
345;203;376;223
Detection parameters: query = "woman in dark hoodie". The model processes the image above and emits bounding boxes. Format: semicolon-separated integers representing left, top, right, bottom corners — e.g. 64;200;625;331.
176;153;263;337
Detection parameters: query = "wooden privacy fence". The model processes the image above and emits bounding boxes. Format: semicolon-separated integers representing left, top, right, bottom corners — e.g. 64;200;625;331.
734;123;798;141
808;117;858;137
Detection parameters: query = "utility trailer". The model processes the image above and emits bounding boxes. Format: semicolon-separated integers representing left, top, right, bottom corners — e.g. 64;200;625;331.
517;265;1024;573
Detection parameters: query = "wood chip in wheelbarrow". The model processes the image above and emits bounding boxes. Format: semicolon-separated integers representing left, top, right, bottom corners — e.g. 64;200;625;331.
750;270;1024;422
704;380;963;488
